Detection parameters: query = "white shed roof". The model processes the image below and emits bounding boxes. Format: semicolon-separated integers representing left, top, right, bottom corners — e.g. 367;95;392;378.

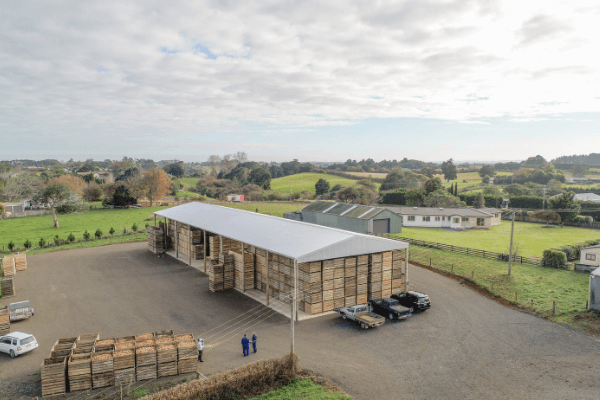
155;202;408;263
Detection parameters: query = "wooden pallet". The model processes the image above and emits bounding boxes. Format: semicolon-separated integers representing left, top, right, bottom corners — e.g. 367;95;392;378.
136;364;157;381
114;368;136;386
158;361;179;377
114;349;135;370
68;353;92;391
51;337;77;358
41;356;67;398
1;255;15;277
14;253;27;271
156;343;178;364
92;372;115;388
177;341;196;359
135;347;156;366
0;277;15;297
92;351;114;374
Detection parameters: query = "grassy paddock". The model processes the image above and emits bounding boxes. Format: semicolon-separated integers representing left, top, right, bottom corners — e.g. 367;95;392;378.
0;206;169;252
393;222;600;257
178;177;201;190
270;173;361;195
175;191;205;200
221;202;306;217
408;246;591;327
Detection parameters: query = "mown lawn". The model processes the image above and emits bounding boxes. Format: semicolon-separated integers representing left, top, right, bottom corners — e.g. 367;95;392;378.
222;202;306;217
392;222;600;257
249;377;351;400
0;206;169;252
270;173;368;195
406;246;590;324
178;177;201;190
175;191;205;200
435;171;512;189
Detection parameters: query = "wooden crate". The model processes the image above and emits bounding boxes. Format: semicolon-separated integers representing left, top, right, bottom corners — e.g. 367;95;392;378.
322;268;334;281
304;302;322;315
136;364;157;381
174;333;194;342
367;290;381;301
177;341;197;359
345;296;356;307
382;270;392;281
1;255;15;277
135;332;155;342
304;292;322;304
334;268;345;279
357;255;369;265
382;289;392;298
371;253;383;263
333;278;344;289
155;329;174;337
323;280;334;291
41;356;66;398
0;277;15;298
14;253;27;271
94;338;115;352
392;269;404;279
322;300;334;312
51;337;77;358
92;351;114;374
369;272;382;282
370;263;382;274
114;348;135;370
357;275;368;285
178;356;197;374
382;280;392;291
116;335;135;344
344;285;356;296
333;288;345;299
114;367;136;386
158;361;178;377
92;371;115;389
392;278;404;289
115;341;135;351
333;298;345;309
391;287;403;295
68;353;92;391
356;284;368;295
0;306;9;336
322;290;334;302
356;294;368;304
157;343;178;364
368;282;382;292
135;347;156;366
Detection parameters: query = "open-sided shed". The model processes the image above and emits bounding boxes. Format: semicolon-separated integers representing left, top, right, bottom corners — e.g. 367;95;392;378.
153;202;409;318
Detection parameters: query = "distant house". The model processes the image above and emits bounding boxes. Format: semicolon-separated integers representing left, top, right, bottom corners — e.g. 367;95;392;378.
227;194;244;202
385;206;503;230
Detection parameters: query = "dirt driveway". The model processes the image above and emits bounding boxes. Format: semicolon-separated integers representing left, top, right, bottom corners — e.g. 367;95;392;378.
1;242;599;400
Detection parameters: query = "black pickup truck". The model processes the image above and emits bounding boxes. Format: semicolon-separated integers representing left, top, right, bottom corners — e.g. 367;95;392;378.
392;291;431;312
368;298;412;321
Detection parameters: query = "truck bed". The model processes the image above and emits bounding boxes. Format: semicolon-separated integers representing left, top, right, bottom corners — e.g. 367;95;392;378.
356;312;385;327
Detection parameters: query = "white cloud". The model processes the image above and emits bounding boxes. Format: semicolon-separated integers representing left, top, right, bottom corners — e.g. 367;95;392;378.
0;0;599;160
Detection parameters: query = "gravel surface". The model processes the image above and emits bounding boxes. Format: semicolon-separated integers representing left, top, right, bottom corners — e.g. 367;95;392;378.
1;242;599;399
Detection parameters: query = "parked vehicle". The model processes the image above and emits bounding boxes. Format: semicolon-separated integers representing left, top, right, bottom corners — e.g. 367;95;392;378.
0;332;38;358
9;301;34;322
369;298;412;320
392;291;431;312
337;304;386;329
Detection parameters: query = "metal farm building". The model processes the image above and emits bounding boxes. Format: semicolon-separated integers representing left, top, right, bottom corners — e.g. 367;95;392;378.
284;201;403;235
149;202;409;319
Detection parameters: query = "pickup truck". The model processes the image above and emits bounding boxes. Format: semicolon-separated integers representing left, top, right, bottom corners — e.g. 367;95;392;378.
337;304;385;329
369;298;412;321
9;301;34;322
392;291;431;312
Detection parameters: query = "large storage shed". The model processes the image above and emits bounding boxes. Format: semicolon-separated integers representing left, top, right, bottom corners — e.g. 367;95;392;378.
151;202;409;319
284;201;403;235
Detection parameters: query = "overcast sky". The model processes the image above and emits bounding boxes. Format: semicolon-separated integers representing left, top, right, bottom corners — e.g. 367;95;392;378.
1;0;599;163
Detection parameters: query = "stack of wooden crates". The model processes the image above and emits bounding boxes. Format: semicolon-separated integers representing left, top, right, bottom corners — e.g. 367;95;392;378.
14;254;27;271
1;255;16;277
0;277;15;298
0;306;9;336
147;224;166;255
167;221;205;260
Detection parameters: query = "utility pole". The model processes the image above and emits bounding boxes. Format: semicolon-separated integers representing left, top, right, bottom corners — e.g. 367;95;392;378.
508;210;515;276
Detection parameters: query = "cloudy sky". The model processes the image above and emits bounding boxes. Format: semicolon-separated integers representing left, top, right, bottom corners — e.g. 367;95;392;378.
1;0;599;163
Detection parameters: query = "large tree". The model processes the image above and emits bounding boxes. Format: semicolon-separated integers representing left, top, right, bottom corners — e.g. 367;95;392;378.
315;178;330;196
441;159;458;181
380;169;427;191
423;190;466;208
548;191;581;226
248;168;271;190
572;164;587;177
49;174;87;196
478;165;496;178
473;192;485;208
336;187;360;203
355;180;380;205
405;188;427;207
2;173;44;202
33;183;72;228
141;168;172;206
164;163;184;178
423;177;443;194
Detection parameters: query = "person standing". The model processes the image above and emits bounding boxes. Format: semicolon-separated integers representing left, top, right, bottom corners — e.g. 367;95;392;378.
252;333;257;354
196;338;204;362
241;334;250;357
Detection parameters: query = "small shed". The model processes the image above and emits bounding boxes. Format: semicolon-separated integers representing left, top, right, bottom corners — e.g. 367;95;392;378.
226;194;244;202
590;267;600;313
286;201;402;235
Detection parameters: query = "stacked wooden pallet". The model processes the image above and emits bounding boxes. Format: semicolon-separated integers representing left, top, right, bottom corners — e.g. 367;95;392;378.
177;226;203;259
147;225;165;255
255;249;268;292
232;251;255;291
92;351;115;388
14;253;27;271
0;306;9;337
391;250;405;295
220;253;234;290
333;258;345;310
41;356;67;398
209;236;221;260
368;253;383;300
356;255;369;304
68;353;92;391
76;333;99;353
50;337;76;358
114;340;135;386
0;276;15;298
135;344;157;381
381;251;393;298
299;261;322;313
208;262;224;292
2;255;16;277
177;339;197;374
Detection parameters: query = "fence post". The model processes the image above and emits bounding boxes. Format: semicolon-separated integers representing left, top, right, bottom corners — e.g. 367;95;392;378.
552;301;556;316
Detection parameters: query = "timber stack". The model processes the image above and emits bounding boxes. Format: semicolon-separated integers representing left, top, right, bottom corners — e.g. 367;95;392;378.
2;255;16;277
219;252;234;290
91;350;115;388
208;262;224;292
41;356;67;398
254;248;267;292
368;253;383;300
14;253;27;271
356;255;369;304
333;258;345;310
299;261;323;313
391;250;406;295
232;250;255;291
0;306;9;336
177;338;197;375
1;276;15;298
147;224;166;255
344;257;357;308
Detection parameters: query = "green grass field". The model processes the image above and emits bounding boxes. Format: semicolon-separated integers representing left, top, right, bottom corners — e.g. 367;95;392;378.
249;377;351;400
222;202;306;217
0;206;169;252
407;246;590;320
270;173;365;195
178;177;201;190
175;191;205;200
435;171;513;189
392;222;600;257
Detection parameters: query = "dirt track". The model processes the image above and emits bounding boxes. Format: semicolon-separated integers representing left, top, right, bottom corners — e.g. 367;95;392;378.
1;242;599;399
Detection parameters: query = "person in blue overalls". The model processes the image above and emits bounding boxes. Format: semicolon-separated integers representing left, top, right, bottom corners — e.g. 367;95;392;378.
241;334;250;357
252;333;257;353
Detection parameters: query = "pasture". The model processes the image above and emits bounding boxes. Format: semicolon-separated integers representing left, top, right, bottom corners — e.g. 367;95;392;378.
392;221;600;257
178;177;201;190
270;173;363;195
222;202;305;217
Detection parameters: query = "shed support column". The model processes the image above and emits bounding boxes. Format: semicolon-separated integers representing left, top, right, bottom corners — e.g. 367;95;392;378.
242;242;246;293
294;259;298;322
203;230;207;273
291;258;296;355
188;230;192;266
164;218;167;251
219;235;223;255
405;247;409;292
266;251;270;306
175;221;178;258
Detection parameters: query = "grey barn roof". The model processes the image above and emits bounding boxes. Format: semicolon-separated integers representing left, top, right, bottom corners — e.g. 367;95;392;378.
155;202;407;263
302;201;395;220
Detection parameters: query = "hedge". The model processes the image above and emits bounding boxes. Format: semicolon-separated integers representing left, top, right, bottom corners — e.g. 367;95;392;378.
542;250;567;268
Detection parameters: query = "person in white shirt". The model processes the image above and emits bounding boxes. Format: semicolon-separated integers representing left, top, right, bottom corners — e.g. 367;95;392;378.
196;338;204;362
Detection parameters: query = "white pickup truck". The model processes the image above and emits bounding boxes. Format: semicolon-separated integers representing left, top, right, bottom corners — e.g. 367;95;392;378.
337;303;386;329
